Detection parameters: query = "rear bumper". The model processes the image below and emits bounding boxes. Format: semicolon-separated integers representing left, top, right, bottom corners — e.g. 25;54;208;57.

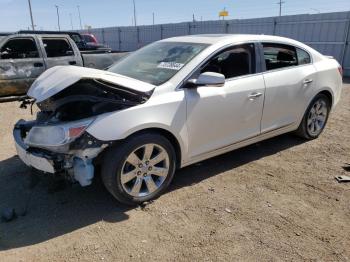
13;122;55;173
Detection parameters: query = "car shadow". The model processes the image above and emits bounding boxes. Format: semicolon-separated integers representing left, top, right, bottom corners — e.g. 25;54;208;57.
0;133;305;250
170;134;306;191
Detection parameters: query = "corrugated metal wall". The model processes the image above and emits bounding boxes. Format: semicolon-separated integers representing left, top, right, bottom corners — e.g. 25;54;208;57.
81;11;350;76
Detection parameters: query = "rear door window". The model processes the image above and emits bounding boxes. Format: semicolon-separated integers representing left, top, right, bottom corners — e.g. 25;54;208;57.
263;43;298;71
0;38;39;59
42;38;74;58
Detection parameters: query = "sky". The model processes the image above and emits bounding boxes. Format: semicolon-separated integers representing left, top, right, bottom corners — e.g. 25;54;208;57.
0;0;349;31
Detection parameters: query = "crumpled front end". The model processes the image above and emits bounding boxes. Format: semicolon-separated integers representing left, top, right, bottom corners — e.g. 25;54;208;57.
14;66;152;186
14;118;108;186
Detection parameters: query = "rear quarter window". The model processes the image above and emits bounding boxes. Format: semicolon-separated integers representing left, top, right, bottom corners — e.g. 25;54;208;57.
296;48;311;65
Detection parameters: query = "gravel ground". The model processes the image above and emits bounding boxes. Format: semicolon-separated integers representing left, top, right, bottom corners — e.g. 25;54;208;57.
0;82;349;262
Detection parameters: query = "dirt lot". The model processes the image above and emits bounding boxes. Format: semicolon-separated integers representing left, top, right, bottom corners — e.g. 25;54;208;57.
0;82;349;262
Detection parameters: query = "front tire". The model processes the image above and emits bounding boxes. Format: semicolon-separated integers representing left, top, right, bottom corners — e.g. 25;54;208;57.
101;133;176;205
295;94;331;140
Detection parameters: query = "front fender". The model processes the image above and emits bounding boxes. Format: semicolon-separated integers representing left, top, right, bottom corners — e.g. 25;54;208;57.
86;90;189;163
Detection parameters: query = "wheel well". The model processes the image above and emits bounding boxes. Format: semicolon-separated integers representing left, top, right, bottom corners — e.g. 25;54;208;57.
126;128;182;169
319;90;333;107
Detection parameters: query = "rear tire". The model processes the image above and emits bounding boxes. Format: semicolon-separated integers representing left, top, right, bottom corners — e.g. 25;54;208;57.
101;133;176;206
295;94;331;140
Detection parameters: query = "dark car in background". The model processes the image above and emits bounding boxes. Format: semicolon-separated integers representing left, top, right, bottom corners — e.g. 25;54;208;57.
82;33;112;52
82;33;98;44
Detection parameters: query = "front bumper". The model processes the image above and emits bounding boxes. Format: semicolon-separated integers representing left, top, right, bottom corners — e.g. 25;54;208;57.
13;120;107;186
13;123;55;173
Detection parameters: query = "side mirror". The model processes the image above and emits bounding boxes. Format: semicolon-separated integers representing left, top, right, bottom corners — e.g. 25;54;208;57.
187;72;225;87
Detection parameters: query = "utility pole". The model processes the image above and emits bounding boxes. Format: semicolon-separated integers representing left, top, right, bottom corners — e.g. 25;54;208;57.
192;14;195;22
55;5;60;31
132;0;137;26
27;0;35;30
70;13;74;30
77;5;83;30
277;0;285;16
152;12;155;25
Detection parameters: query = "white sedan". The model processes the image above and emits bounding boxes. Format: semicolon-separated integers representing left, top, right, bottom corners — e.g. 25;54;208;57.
14;34;343;205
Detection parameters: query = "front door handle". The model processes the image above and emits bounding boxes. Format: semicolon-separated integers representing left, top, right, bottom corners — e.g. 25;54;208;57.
248;92;263;99
69;61;77;65
303;79;313;85
33;62;43;67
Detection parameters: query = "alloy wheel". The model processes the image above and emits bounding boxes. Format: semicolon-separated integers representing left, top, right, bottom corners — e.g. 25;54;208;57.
307;99;328;136
120;143;170;197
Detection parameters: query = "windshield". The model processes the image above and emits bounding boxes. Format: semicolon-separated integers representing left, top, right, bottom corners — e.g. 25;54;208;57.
108;41;209;85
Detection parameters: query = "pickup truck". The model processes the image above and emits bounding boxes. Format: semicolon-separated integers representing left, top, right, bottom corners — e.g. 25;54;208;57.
0;33;127;102
18;30;113;53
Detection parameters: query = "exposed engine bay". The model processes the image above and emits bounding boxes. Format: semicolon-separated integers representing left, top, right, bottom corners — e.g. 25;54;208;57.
15;77;152;186
21;78;151;122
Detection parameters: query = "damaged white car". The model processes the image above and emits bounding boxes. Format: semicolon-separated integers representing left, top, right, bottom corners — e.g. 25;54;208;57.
14;34;343;205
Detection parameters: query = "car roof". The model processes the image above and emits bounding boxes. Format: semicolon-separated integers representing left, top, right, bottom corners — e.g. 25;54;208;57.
162;34;302;45
17;30;81;36
8;33;71;38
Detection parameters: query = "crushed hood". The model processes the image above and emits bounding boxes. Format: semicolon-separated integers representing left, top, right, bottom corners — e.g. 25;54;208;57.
28;66;155;103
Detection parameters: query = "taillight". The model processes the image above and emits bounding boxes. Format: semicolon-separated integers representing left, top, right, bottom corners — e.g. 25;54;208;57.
338;66;343;77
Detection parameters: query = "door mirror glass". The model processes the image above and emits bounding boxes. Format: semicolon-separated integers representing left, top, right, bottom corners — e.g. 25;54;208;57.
188;72;225;87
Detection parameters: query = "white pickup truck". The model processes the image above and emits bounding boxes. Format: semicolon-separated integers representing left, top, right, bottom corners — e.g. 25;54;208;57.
0;33;127;101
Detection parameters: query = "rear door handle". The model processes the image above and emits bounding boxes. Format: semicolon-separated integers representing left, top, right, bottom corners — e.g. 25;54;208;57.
33;62;43;67
303;79;313;84
248;92;263;99
69;61;77;65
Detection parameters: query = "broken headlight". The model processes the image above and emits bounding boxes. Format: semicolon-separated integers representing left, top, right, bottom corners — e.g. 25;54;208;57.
24;118;94;150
